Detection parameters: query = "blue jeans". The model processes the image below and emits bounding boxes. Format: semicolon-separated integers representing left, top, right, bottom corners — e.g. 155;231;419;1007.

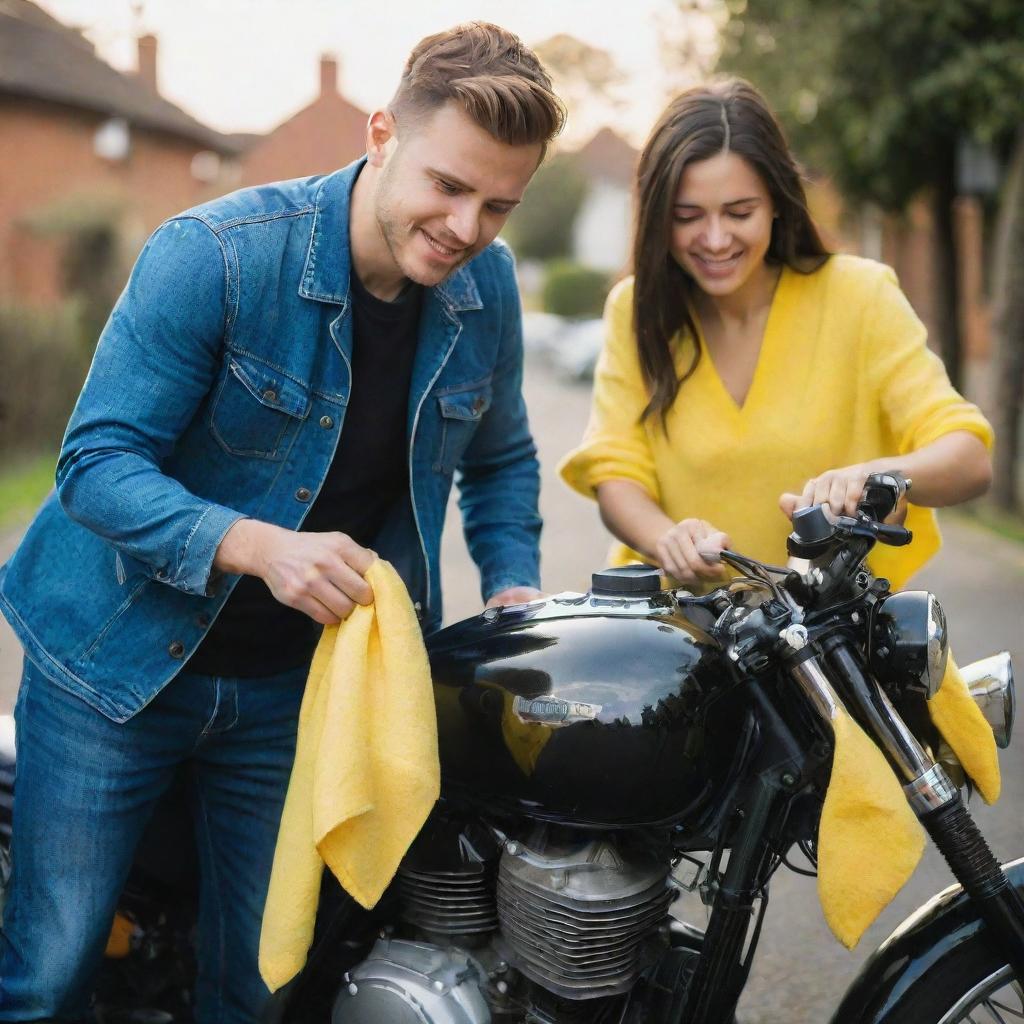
0;658;307;1023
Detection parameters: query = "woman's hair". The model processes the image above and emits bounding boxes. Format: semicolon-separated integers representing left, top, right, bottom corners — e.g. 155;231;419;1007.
390;23;565;154
632;78;830;424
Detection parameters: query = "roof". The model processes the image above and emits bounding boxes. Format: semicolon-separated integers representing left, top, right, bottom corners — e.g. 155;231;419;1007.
0;0;240;154
573;127;638;188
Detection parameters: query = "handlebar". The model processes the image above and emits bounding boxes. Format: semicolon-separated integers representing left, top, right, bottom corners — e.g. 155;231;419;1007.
787;472;913;560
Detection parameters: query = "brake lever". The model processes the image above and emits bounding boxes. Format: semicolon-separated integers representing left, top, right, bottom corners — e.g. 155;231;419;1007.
832;515;913;547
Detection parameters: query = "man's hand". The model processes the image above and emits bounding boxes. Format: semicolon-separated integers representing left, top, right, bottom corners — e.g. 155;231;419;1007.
655;519;730;585
215;520;375;624
485;586;544;609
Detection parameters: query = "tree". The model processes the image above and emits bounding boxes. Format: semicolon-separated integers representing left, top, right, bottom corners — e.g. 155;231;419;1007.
502;155;589;263
532;34;626;144
533;34;625;107
990;130;1024;511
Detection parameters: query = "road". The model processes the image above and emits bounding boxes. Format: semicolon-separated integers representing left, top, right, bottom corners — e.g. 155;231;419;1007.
1;351;1022;1021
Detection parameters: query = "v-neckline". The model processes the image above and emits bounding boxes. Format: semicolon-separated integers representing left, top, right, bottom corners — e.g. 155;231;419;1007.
690;266;788;415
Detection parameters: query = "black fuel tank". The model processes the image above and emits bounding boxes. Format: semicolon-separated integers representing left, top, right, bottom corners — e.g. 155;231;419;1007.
427;583;750;830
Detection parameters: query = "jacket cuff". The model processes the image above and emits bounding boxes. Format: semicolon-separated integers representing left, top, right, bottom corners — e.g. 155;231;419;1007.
174;504;248;597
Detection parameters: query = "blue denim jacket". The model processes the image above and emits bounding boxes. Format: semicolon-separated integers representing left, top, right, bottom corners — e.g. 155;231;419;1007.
0;160;541;722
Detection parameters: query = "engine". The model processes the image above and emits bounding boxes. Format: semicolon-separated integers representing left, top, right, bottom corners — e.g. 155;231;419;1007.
331;823;675;1024
497;833;674;1000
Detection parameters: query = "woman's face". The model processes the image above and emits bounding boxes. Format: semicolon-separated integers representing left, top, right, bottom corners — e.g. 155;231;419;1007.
669;150;776;300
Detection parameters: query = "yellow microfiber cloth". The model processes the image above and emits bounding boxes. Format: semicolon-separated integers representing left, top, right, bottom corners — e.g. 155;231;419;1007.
258;559;440;993
928;655;1001;804
816;709;926;949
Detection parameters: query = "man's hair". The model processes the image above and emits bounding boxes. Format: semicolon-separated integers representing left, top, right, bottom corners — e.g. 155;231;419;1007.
390;23;565;151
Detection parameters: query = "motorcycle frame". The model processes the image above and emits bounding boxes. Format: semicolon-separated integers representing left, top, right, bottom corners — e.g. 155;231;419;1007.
671;670;827;1024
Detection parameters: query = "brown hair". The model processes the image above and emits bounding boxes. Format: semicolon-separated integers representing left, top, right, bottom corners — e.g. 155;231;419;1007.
390;23;565;153
633;78;831;424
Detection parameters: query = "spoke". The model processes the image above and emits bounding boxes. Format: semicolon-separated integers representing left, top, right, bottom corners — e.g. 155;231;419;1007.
990;996;1024;1019
981;998;1009;1024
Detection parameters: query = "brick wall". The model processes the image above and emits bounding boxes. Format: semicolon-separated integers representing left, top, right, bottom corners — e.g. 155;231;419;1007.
0;96;233;304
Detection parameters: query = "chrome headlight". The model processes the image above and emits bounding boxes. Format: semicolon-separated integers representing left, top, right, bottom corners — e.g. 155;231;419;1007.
871;591;949;697
960;652;1015;748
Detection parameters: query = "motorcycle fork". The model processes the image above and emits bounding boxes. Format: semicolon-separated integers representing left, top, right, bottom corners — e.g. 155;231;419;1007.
823;641;1024;978
675;683;813;1024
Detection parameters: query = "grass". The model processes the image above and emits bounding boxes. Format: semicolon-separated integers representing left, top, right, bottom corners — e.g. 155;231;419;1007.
954;502;1024;547
0;453;56;530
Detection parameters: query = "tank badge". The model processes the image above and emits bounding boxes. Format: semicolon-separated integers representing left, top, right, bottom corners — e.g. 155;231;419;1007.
512;695;603;727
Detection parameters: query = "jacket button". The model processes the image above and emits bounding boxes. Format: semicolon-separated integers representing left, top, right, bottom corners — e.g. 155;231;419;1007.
295;487;312;502
472;396;486;413
168;640;185;658
196;613;211;629
320;415;334;429
263;388;278;403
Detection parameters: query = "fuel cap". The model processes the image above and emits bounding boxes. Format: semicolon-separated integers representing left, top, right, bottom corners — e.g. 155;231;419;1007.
591;565;663;595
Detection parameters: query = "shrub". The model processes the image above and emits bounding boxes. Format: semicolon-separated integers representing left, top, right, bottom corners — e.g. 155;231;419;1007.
0;303;90;463
541;260;610;319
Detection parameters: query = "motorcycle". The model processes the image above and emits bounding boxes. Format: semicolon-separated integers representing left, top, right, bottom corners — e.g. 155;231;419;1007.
1;472;1020;1022
275;471;1022;1024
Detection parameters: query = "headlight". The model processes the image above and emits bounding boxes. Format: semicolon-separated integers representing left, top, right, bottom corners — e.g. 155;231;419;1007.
870;591;948;697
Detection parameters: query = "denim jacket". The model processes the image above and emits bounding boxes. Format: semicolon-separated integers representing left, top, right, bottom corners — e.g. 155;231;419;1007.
0;160;541;722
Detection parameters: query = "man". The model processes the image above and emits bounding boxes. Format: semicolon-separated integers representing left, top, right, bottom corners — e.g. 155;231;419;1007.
0;23;563;1022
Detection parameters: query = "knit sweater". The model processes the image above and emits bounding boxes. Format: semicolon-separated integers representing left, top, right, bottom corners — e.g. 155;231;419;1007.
559;255;993;590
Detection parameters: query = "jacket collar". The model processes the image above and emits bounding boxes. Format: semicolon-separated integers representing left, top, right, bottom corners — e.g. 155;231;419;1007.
299;157;483;313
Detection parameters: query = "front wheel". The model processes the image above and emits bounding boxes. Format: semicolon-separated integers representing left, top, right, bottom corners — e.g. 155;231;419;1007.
872;936;1023;1024
937;963;1023;1023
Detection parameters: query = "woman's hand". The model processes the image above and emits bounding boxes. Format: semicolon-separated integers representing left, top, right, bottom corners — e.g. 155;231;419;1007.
780;464;874;520
780;463;907;524
655;519;731;584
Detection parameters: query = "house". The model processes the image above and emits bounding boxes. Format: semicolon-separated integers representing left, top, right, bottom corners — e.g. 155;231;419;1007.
0;0;241;304
569;127;637;275
237;56;368;187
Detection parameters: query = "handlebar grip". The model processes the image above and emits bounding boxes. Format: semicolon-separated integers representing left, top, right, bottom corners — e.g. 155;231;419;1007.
697;545;722;564
857;472;910;523
872;522;913;546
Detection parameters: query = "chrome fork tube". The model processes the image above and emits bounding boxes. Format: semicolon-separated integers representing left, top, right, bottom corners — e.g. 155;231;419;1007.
787;649;957;814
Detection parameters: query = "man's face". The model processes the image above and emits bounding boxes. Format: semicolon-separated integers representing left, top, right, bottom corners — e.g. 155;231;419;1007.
373;103;542;287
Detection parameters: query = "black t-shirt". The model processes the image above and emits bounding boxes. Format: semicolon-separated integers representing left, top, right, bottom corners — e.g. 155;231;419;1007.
184;271;422;678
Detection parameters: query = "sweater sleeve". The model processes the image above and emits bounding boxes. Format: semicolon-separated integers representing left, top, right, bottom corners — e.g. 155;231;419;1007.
862;265;993;454
558;278;660;502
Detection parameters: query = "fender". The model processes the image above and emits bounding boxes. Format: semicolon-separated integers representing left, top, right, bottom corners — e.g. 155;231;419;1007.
829;856;1024;1023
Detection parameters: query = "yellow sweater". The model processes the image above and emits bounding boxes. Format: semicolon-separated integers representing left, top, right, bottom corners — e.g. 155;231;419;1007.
559;255;993;590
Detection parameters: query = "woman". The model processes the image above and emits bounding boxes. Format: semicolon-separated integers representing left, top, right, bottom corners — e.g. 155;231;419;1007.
559;78;992;591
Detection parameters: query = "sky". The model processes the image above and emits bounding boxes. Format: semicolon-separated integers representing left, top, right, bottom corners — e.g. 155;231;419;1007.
32;0;721;147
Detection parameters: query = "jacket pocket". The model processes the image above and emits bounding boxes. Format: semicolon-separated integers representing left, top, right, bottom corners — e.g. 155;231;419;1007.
434;382;492;475
209;352;311;460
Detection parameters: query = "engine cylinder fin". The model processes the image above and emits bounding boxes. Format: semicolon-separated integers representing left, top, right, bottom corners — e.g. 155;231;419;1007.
497;835;672;1000
397;863;498;936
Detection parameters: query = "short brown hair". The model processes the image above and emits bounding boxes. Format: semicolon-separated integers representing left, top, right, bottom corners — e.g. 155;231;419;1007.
391;22;565;152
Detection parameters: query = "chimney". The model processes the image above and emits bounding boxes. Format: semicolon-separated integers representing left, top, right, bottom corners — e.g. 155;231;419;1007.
320;54;339;97
137;34;158;92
